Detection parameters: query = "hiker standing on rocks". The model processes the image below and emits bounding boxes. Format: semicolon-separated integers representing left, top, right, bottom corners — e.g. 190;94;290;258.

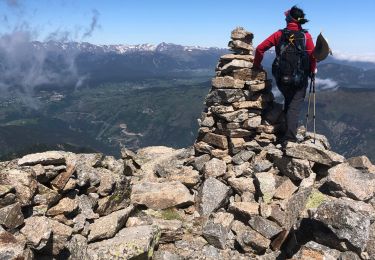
253;6;317;143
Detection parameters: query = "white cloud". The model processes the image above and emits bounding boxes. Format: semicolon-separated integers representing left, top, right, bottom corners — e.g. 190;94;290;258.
333;51;375;63
314;78;338;90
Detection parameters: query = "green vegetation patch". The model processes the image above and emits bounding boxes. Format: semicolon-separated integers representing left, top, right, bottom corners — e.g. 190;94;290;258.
160;208;184;221
306;189;327;209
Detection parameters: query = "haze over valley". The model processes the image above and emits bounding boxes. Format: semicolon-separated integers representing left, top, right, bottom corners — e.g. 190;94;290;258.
0;40;374;161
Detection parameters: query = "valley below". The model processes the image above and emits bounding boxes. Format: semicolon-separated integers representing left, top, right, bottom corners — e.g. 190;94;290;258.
0;76;374;162
0;42;374;161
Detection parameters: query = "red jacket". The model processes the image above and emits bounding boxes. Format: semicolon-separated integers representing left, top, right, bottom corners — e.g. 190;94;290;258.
254;21;317;73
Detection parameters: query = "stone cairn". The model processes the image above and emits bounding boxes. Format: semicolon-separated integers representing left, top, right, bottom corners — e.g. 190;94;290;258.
1;27;375;260
195;26;281;163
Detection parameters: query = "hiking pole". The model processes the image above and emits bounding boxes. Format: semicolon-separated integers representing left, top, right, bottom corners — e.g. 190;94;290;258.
312;76;316;144
305;78;313;134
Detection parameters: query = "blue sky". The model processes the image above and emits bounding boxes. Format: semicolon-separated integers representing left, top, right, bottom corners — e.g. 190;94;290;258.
1;0;374;55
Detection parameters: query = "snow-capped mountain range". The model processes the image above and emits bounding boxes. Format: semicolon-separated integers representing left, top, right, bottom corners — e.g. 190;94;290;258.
31;41;225;54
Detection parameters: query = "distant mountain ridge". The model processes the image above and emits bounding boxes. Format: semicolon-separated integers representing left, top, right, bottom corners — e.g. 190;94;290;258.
31;41;226;54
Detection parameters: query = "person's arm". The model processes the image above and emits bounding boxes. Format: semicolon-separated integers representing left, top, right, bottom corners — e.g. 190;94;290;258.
253;31;281;69
305;32;317;75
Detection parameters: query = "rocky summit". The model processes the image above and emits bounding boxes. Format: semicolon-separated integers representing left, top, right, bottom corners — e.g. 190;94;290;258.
1;27;375;260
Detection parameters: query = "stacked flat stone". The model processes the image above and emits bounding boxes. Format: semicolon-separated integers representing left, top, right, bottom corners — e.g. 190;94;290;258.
195;27;284;162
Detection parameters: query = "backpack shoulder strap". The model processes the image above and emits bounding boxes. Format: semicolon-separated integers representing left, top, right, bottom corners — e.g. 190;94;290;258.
276;29;289;54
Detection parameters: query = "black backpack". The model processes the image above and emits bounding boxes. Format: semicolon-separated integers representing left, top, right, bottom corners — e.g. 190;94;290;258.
272;29;310;88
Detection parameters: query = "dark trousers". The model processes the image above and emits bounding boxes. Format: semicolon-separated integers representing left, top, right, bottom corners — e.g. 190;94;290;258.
277;80;308;140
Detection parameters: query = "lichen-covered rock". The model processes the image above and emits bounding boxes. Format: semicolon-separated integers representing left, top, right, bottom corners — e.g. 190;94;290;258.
68;234;88;260
202;158;227;178
231;150;255;165
212;76;245;89
1;168;37;206
199;177;231;216
87;225;160;260
231;220;270;254
0;230;25;260
366;222;375;260
347;155;375;173
325;163;375;201
313;198;372;252
273;157;313;181
0;184;14;197
33;183;61;206
203;212;234;249
231;27;254;42
289;241;341;260
0;202;24;229
248;216;283;239
20;216;51;250
254;170;276;203
50;219;73;255
285;142;345;166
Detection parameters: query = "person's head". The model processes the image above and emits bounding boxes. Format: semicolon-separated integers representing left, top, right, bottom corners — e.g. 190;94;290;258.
285;5;309;24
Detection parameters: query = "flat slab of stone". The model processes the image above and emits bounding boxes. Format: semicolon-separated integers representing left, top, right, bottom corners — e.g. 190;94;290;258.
232;68;267;81
0;202;24;229
162;166;200;188
273;179;298;200
46;197;78;216
228;41;253;52
212;76;245;89
221;59;253;72
285;142;345;166
131;181;194;210
202;133;228;149
18;151;66;166
88;206;133;242
199;178;231;216
220;54;254;62
87;225;160;260
216;109;248;123
248;216;283;239
228;202;259;219
228;177;256;195
325;163;375;201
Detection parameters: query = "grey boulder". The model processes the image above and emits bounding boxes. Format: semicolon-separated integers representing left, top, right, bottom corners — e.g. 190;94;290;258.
87;225;160;260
